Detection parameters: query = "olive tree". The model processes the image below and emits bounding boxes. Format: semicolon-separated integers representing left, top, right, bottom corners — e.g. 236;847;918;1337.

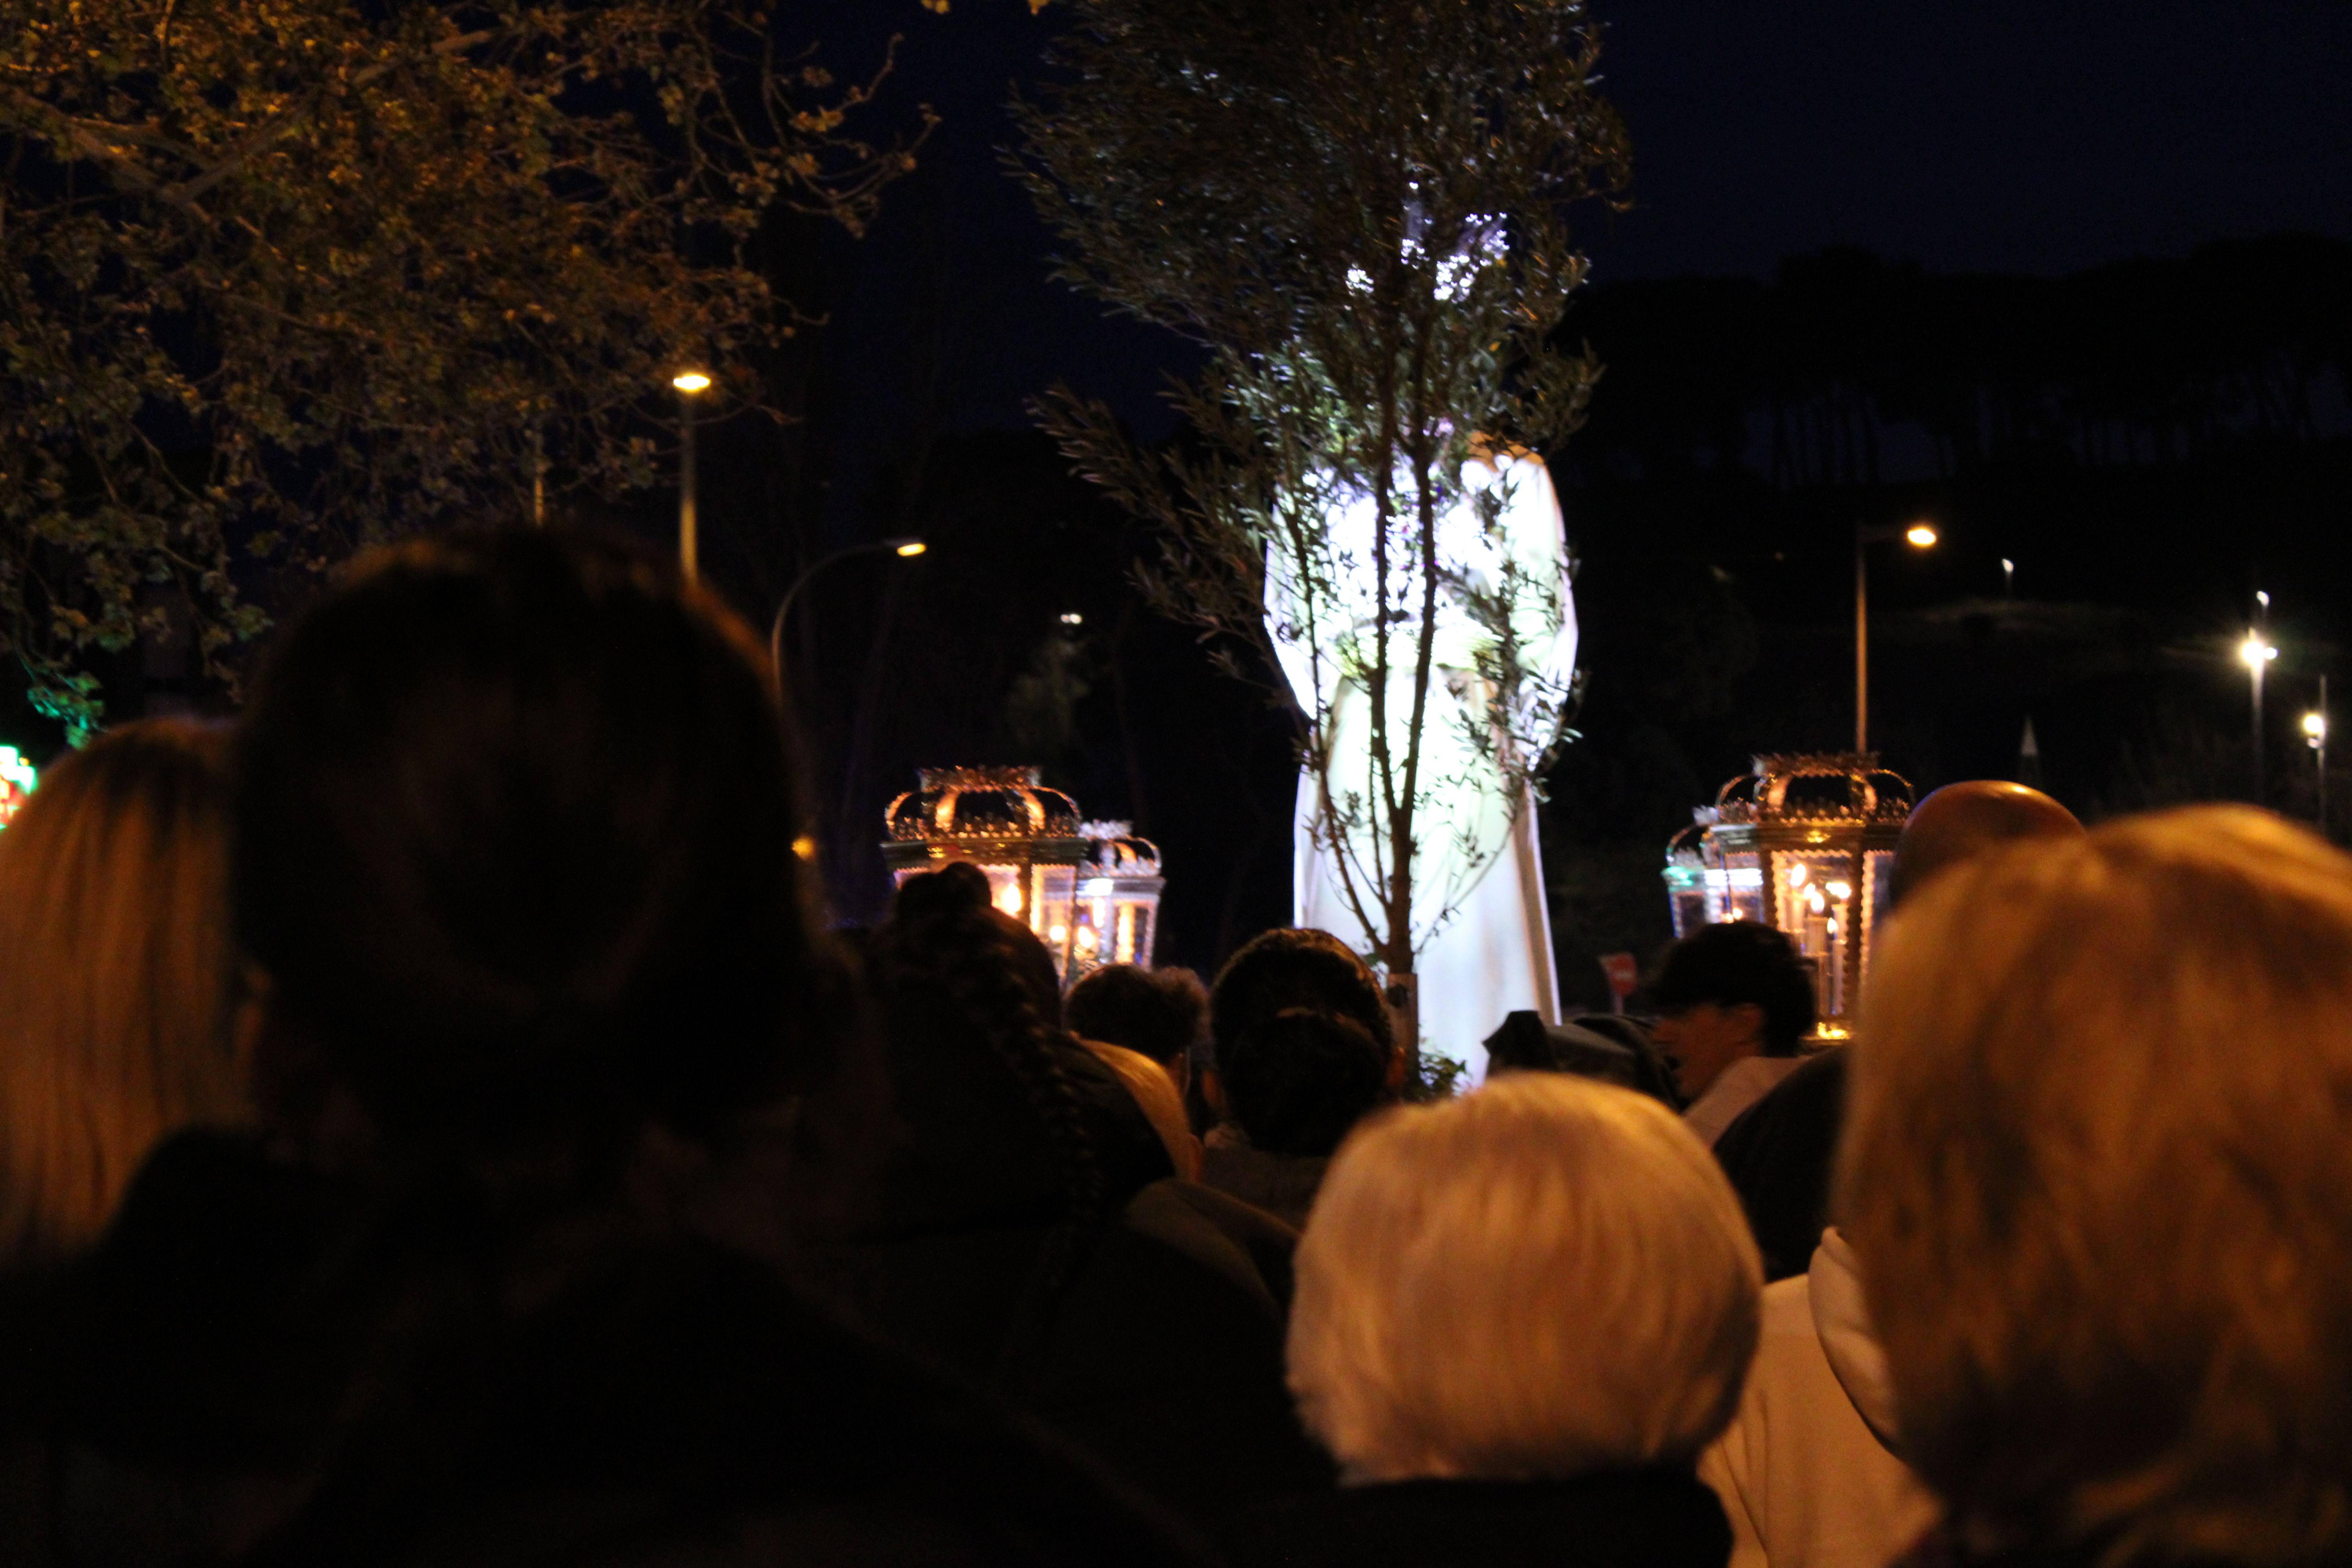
1017;0;1626;1051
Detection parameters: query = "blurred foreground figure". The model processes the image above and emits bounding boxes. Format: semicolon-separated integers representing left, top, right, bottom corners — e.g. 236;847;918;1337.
1713;780;2087;1279
1702;780;2085;1568
820;863;1329;1519
55;532;1203;1568
1844;806;2352;1568
0;720;240;1264
1226;1074;1760;1568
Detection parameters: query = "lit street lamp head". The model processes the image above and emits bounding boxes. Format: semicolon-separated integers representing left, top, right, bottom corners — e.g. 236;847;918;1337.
2306;713;2328;742
2241;633;2278;669
671;370;712;395
887;536;927;557
1905;524;1938;548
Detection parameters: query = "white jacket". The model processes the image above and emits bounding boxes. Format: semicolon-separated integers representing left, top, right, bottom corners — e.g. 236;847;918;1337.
1698;1229;1942;1568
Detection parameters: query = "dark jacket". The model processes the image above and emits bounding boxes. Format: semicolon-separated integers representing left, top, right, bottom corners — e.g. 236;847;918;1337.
1711;1048;1848;1282
31;1129;1212;1568
814;1031;1335;1521
1222;1466;1732;1568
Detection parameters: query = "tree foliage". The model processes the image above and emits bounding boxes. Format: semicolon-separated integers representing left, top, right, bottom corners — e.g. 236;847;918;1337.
0;0;930;735
1016;0;1626;991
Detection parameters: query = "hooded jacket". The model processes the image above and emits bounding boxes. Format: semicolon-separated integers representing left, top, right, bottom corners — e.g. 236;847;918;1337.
1698;1228;1942;1568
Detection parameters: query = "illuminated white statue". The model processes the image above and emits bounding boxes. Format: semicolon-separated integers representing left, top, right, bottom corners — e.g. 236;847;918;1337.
1265;446;1575;1083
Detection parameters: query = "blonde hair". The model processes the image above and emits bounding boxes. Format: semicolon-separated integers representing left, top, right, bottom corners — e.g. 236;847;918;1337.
1288;1073;1760;1482
1080;1036;1202;1181
1841;805;2352;1564
0;720;242;1261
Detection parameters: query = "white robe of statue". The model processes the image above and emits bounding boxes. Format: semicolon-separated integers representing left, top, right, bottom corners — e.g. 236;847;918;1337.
1265;449;1574;1083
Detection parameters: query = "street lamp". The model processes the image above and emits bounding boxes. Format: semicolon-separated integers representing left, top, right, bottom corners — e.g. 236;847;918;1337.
768;535;927;684
2001;557;2015;596
2241;628;2278;804
1855;521;1938;753
673;370;712;582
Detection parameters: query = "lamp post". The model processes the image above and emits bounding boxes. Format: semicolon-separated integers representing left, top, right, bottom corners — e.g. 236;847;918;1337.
1855;521;1938;753
673;370;712;582
768;535;927;684
2307;677;2328;837
2241;628;2278;805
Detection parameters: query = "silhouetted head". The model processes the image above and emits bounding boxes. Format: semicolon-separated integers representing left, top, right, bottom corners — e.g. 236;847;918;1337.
1064;963;1207;1069
1209;928;1392;1080
1222;1007;1393;1157
234;528;834;1168
1889;780;2083;908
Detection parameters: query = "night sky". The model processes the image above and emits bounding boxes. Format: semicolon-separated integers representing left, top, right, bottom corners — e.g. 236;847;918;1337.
807;0;2352;457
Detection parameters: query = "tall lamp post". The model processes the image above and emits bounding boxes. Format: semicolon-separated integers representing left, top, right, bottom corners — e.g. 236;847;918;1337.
2241;628;2278;805
769;535;927;684
2307;677;2328;837
673;370;712;583
1855;521;1938;753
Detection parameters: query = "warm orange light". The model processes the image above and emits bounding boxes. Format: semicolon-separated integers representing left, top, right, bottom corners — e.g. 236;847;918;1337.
895;541;927;557
671;370;712;394
1905;524;1938;548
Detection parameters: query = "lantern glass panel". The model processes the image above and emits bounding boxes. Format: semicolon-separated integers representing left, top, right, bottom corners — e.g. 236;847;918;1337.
1033;863;1078;943
1715;851;1766;924
1773;852;1861;1019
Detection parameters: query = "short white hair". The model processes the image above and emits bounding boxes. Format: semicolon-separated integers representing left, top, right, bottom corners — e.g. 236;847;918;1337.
1288;1073;1760;1482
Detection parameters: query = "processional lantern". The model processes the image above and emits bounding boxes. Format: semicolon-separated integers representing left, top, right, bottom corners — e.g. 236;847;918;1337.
1662;754;1912;1038
1074;821;1165;976
882;768;1165;984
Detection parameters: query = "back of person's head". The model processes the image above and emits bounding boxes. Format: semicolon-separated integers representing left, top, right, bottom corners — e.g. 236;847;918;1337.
1647;920;1816;1055
1065;964;1207;1069
1842;805;2352;1565
0;720;239;1261
866;863;1104;1212
234;528;835;1172
1889;779;2083;907
1209;928;1392;1077
1289;1074;1760;1482
1222;1007;1392;1156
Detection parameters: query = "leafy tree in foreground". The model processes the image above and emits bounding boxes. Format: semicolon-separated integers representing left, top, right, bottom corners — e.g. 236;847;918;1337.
0;0;930;735
1018;0;1626;1050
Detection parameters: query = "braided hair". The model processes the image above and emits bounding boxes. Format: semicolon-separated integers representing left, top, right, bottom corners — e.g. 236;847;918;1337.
866;864;1107;1383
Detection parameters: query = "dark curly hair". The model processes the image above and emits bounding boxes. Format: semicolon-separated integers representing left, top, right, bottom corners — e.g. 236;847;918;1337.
865;864;1105;1381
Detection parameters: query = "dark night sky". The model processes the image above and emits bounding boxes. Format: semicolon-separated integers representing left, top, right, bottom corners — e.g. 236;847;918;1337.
806;0;2352;454
1587;0;2352;280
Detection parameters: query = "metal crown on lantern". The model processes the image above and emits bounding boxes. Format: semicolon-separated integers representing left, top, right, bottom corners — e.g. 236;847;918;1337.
882;766;1165;983
1662;753;1912;1039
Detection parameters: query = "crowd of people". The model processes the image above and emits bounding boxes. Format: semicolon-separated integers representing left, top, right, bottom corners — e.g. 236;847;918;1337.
0;525;2346;1568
